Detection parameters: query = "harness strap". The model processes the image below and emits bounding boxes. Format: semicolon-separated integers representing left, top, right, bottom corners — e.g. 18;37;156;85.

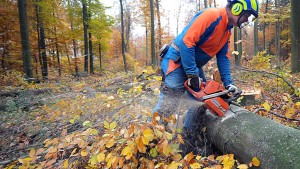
171;41;180;52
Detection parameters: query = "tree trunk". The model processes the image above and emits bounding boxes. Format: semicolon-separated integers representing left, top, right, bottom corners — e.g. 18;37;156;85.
18;0;33;81
275;0;281;68
40;22;47;79
89;33;94;74
263;0;269;51
204;0;208;8
291;0;300;73
202;105;300;169
88;0;93;74
155;0;162;49
98;42;102;69
125;11;131;53
67;0;78;74
150;0;155;66
254;19;258;55
35;0;42;79
119;0;128;72
234;27;239;66
37;0;48;79
82;0;89;73
54;26;61;77
146;28;148;65
65;43;72;72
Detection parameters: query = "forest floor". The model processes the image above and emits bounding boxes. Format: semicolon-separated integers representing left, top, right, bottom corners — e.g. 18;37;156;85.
0;65;299;168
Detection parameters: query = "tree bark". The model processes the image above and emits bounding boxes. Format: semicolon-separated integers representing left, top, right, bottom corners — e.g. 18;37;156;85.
254;19;258;55
202;105;300;169
82;0;89;73
18;0;33;81
119;0;128;72
263;0;269;51
150;0;155;66
234;27;239;66
54;25;61;77
155;0;162;49
291;0;300;73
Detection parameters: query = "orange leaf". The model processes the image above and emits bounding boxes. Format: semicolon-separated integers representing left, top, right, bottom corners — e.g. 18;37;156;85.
105;138;115;148
177;134;185;144
119;157;125;168
36;148;44;156
61;128;67;137
184;152;194;163
45;157;57;168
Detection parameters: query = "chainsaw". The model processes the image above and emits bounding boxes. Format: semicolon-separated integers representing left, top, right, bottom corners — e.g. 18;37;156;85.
184;80;242;117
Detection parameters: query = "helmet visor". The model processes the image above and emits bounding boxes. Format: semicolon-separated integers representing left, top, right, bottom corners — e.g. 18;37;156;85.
237;12;257;28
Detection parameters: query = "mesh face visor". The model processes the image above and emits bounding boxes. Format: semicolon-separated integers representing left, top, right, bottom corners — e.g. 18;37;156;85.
237;11;258;28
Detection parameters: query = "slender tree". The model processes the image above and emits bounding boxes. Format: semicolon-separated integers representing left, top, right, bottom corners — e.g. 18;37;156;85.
291;0;300;72
155;0;162;49
67;0;79;74
263;0;269;51
204;0;208;8
36;0;48;79
275;0;281;68
119;0;128;72
150;0;155;66
88;0;93;74
53;25;61;76
237;29;242;66
234;26;239;65
18;0;33;81
254;19;258;55
82;0;89;73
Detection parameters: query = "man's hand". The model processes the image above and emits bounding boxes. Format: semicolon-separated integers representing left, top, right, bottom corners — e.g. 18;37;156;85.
187;74;202;89
226;84;239;94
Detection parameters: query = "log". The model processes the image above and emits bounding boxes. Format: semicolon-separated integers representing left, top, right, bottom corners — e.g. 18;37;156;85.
202;105;300;169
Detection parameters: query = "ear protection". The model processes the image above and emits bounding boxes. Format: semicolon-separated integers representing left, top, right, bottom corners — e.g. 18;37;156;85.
231;2;244;16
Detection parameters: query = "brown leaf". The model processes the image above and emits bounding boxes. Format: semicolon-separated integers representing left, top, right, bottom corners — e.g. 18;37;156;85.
177;134;185;144
45;157;57;168
61;128;67;137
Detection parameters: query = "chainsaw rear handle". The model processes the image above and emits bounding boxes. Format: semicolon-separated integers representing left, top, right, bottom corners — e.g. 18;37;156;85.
183;80;205;100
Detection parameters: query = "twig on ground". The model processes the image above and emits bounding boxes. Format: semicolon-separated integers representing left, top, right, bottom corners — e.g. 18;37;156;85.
253;108;300;122
235;66;296;92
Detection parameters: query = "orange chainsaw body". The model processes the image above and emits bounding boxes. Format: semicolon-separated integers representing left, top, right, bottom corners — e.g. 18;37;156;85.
184;80;230;117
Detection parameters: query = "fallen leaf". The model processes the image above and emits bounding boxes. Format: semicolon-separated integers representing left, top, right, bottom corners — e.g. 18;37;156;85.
97;153;105;162
251;157;261;167
63;159;68;169
81;150;88;157
237;164;249;169
262;102;271;112
190;162;202;169
177;134;184;144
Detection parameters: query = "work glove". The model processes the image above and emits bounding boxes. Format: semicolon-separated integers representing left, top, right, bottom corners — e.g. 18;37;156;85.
187;74;202;89
226;84;239;95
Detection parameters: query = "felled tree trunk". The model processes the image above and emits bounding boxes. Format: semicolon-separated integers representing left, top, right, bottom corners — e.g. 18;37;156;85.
202;105;300;169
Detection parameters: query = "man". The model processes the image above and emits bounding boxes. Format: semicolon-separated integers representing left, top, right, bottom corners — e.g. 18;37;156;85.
153;0;259;155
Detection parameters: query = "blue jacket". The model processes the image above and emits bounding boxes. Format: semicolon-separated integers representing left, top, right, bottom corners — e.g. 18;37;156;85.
162;8;234;87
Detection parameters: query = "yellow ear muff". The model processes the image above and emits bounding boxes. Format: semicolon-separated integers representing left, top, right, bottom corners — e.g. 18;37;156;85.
231;3;243;16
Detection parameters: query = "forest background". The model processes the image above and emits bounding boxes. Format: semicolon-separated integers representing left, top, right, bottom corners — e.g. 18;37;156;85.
0;0;300;168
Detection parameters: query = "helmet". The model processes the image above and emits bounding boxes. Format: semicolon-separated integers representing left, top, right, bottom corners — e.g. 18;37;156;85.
228;0;259;28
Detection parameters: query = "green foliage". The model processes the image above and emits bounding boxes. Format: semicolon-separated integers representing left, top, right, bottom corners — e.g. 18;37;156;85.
249;51;274;70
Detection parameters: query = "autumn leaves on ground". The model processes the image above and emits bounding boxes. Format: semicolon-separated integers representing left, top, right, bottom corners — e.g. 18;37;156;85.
1;62;300;169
